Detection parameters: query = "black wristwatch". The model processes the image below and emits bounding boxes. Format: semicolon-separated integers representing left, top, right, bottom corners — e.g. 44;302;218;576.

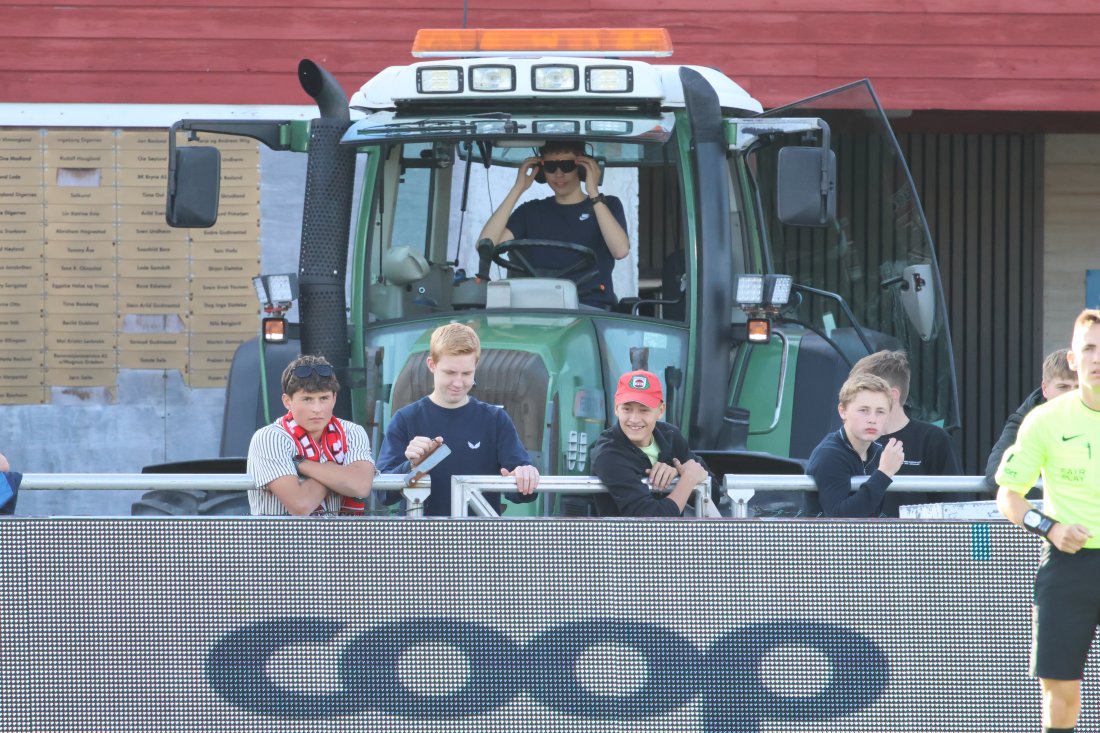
589;193;606;206
1022;509;1056;538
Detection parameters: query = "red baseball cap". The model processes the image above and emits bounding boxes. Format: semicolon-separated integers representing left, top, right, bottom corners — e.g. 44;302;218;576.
614;370;664;408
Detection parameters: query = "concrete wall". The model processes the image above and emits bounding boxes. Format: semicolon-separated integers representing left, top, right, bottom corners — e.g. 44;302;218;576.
11;148;307;516
1043;135;1100;356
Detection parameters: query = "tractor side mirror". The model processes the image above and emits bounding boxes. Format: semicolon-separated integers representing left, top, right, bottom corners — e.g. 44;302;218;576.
777;146;836;227
166;145;221;228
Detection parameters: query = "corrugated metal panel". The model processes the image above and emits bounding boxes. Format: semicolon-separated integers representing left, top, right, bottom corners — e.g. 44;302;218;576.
899;133;1043;474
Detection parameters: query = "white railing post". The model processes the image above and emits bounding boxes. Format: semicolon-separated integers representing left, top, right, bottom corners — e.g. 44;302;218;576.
402;488;431;517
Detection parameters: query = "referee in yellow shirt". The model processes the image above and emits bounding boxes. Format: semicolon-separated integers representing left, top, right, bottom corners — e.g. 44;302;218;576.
997;308;1100;733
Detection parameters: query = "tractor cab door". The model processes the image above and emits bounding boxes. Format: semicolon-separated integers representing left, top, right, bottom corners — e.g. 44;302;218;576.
744;81;959;463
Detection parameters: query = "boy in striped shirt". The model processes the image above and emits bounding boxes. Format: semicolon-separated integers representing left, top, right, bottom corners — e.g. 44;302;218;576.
247;354;375;515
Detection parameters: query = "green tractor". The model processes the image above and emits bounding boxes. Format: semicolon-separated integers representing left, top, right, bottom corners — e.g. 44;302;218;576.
156;29;958;516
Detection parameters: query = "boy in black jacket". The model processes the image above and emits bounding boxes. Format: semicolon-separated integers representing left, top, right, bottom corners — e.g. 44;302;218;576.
982;347;1076;496
590;370;710;517
849;349;962;513
805;372;905;517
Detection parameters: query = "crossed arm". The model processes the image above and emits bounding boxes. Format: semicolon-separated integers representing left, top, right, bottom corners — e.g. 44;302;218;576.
267;460;376;516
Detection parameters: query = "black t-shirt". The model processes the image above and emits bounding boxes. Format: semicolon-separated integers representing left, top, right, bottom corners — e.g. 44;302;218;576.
877;418;967;515
506;195;627;307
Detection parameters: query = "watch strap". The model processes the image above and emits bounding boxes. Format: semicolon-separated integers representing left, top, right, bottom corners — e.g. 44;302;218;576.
1024;509;1057;538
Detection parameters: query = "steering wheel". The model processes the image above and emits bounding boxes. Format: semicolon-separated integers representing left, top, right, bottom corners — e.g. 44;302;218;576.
489;239;601;293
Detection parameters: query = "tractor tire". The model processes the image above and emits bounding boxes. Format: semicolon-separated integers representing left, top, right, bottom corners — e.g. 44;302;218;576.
130;458;250;517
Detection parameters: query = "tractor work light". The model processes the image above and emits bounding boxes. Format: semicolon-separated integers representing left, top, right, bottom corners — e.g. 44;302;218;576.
586;66;632;93
735;273;794;307
253;273;298;313
417;67;462;93
265;274;297;306
534;120;580;135
474;120;510;135
412;28;673;58
586;120;632;134
734;274;765;306
766;274;794;306
470;65;515;92
533;65;578;92
252;276;270;310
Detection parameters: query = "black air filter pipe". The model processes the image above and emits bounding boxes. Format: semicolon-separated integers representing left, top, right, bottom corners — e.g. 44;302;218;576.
296;60;356;418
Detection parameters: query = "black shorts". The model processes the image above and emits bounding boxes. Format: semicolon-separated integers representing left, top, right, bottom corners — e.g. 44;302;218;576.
1031;544;1100;680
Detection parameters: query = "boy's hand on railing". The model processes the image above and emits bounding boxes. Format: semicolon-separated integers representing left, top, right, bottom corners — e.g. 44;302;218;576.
674;458;709;488
646;462;679;490
500;465;540;494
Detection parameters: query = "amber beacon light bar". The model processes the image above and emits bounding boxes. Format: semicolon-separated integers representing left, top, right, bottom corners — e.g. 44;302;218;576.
411;28;674;58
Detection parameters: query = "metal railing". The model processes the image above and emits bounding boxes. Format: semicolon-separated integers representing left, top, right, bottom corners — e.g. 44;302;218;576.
18;473;432;517
14;472;1014;519
450;474;719;517
723;474;1001;518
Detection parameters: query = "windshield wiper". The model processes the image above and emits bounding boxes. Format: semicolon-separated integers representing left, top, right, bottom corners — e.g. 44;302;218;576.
355;116;522;137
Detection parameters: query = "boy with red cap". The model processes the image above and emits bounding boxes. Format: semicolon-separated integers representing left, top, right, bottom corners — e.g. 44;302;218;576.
590;370;711;517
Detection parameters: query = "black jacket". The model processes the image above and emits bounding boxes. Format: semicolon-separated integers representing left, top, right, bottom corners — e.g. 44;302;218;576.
983;387;1045;495
590;421;709;517
805;429;892;517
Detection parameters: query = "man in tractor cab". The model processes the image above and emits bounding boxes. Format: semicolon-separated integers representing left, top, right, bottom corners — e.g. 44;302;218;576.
477;140;629;309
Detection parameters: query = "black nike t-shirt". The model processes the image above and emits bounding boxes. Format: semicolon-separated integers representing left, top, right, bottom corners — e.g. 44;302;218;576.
506;195;627;307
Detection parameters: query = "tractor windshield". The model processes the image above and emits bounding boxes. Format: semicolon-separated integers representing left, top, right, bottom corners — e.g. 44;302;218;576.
746;81;959;429
343;111;688;323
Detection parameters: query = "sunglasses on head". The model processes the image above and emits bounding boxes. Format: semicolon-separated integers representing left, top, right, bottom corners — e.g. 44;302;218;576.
540;159;579;174
292;364;335;379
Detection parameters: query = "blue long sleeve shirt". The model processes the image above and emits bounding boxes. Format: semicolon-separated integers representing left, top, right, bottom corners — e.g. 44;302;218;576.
375;396;533;517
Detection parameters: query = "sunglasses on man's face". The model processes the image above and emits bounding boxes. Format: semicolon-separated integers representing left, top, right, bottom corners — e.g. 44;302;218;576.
292;364;335;379
540;159;579;174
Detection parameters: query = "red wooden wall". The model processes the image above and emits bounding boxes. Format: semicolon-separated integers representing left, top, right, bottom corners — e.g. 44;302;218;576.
3;0;1100;111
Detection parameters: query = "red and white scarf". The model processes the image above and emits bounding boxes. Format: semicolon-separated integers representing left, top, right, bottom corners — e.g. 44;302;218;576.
280;413;347;465
279;413;364;514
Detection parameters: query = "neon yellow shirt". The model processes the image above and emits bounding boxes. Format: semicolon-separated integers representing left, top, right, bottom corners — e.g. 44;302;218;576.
640;439;660;466
996;390;1100;547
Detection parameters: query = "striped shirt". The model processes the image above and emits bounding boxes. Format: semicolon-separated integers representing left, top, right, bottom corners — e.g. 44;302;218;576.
246;418;374;516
